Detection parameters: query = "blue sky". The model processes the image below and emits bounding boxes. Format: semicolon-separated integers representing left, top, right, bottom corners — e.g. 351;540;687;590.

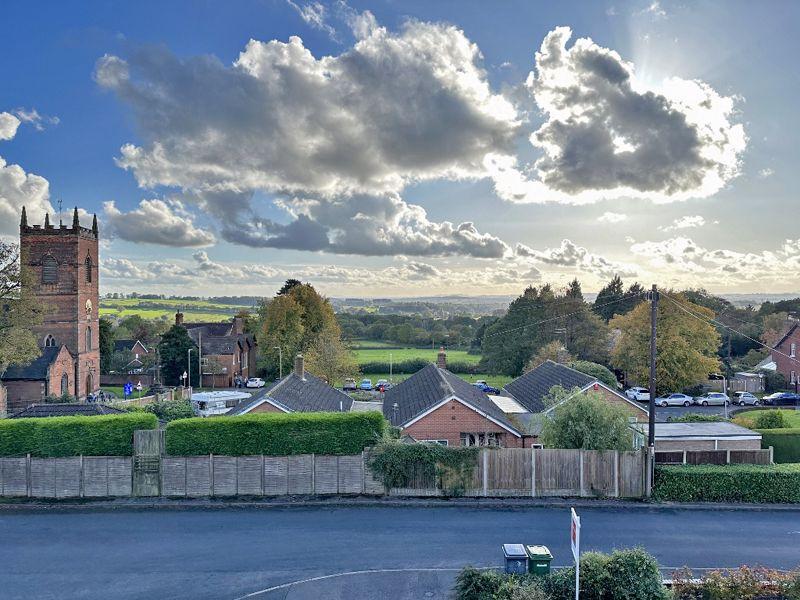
1;0;798;296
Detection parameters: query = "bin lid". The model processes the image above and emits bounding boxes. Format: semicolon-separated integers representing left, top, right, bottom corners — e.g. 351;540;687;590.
525;545;553;559
502;544;527;559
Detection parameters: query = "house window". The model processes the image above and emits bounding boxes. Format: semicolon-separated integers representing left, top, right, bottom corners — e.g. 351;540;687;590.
421;440;449;446
42;255;58;284
792;371;797;385
86;326;92;351
791;343;797;358
85;255;93;283
44;334;56;347
460;432;499;447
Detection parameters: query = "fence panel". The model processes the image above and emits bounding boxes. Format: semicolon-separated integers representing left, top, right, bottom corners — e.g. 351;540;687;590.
362;452;385;496
338;455;363;494
0;458;27;497
486;448;531;495
619;451;645;498
314;455;339;494
186;456;211;497
83;457;109;497
729;449;771;465
236;456;263;496
582;450;617;497
264;457;288;495
55;458;81;498
212;456;237;496
287;455;313;494
536;449;581;496
162;457;187;497
687;450;727;465
30;458;56;497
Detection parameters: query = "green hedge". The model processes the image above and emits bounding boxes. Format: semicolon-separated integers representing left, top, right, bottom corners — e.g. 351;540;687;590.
653;464;800;503
0;413;158;457
757;428;800;463
165;412;386;456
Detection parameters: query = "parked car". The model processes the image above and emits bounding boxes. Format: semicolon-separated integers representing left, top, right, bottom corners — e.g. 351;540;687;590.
375;379;392;392
732;391;760;406
359;378;373;391
762;392;800;406
343;378;357;392
473;380;501;394
694;392;729;406
625;387;650;402
655;393;694;407
246;377;266;388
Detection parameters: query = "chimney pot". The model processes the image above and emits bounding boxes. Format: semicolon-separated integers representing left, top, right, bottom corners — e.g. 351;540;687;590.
294;353;305;379
234;316;244;335
437;347;447;370
175;312;184;326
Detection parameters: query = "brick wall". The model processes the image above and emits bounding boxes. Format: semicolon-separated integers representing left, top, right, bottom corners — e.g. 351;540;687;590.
775;326;800;388
403;399;524;448
590;386;649;422
5;381;46;414
247;401;285;414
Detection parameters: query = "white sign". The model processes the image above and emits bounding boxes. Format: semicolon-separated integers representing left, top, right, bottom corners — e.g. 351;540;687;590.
571;508;581;600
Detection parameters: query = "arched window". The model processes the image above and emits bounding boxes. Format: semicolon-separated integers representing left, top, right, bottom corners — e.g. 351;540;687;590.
85;255;93;283
42;255;58;284
86;326;92;351
44;334;56;347
60;373;69;395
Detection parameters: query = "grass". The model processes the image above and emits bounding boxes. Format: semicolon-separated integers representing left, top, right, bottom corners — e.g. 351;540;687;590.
99;297;254;322
353;347;480;365
734;408;800;428
335;373;513;389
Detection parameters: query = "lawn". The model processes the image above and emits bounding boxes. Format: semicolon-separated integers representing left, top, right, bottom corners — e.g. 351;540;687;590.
99;297;254;322
335;373;513;390
353;346;481;365
735;408;800;428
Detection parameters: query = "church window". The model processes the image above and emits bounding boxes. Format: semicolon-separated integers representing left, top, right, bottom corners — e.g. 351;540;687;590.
86;326;92;351
61;373;69;395
42;255;58;284
44;334;56;347
85;255;93;283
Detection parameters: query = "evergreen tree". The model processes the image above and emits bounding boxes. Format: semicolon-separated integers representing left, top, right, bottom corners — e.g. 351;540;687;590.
157;325;197;387
98;318;115;374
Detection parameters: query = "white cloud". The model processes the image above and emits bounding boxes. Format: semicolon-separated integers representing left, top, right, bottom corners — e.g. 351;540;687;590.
103;199;216;247
758;167;774;178
641;1;667;18
286;1;338;40
13;108;59;131
0;156;53;235
516;238;637;279
0;112;20;141
491;27;746;204
598;211;627;224
658;215;706;232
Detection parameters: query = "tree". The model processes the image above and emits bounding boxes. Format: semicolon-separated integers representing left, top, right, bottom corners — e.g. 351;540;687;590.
525;340;573;371
305;328;359;384
157;325;197;387
593;277;644;322
567;360;618;389
277;279;302;296
99;317;115;374
610;293;720;394
0;242;43;377
540;389;633;451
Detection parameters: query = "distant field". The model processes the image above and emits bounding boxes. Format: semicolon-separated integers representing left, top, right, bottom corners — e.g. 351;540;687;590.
99;298;253;322
353;346;480;365
335;373;513;389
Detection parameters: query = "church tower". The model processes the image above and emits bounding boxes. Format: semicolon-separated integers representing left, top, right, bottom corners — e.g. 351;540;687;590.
19;207;100;399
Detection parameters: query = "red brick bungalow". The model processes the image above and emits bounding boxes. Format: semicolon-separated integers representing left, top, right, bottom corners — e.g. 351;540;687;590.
772;322;800;390
383;353;527;448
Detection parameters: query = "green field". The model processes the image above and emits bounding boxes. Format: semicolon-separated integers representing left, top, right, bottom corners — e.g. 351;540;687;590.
335;373;513;390
100;297;253;323
353;346;480;365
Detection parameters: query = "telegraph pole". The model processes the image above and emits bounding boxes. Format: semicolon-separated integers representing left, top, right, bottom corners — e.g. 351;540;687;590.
648;284;659;448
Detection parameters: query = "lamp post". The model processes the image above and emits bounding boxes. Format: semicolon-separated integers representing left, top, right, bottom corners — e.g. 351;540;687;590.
274;346;283;379
188;348;195;389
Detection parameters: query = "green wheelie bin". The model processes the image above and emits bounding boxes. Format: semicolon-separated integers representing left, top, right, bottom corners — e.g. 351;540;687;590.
526;545;553;575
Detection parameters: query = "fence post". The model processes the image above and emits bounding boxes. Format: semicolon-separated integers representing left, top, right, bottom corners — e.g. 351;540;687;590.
769;446;774;465
482;450;488;496
79;455;84;498
613;451;619;498
531;447;536;498
209;453;214;497
579;450;585;497
311;454;316;494
726;449;731;465
26;453;31;498
682;450;687;465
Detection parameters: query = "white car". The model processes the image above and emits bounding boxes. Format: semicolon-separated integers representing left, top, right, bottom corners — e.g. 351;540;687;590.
694;392;730;406
655;393;694;407
733;391;760;406
625;387;650;402
246;377;266;388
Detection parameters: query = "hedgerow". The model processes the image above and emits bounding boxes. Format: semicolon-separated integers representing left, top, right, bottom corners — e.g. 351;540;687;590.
0;412;157;457
757;428;800;463
653;464;800;503
165;412;386;456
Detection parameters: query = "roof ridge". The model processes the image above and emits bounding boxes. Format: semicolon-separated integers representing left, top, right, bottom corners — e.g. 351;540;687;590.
550;360;596;382
435;365;456;398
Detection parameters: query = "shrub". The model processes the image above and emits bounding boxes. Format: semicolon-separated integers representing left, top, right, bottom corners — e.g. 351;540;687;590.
653;464;800;503
541;390;633;451
495;578;549;600
367;441;479;495
603;548;668;600
757;428;800;463
567;361;618;389
668;413;725;423
0;412;157;457
165;412;386;456
452;567;503;600
672;566;800;600
753;410;789;429
144;399;194;422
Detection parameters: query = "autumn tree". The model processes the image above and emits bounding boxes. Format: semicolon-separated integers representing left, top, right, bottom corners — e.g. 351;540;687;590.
525;340;573;371
610;293;720;394
0;241;43;377
304;328;359;384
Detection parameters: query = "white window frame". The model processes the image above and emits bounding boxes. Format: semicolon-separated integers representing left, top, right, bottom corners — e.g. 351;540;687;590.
420;440;449;446
792;371;797;385
791;343;797;358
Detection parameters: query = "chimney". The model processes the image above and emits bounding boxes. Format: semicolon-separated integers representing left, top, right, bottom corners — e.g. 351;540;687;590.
294;353;305;379
44;213;51;228
437;347;447;370
175;312;184;326
234;316;244;335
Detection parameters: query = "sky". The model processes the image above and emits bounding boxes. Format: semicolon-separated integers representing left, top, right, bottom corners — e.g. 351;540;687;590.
1;0;798;297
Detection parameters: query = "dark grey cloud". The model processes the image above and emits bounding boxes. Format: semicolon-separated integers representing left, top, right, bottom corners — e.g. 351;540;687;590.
103;199;216;247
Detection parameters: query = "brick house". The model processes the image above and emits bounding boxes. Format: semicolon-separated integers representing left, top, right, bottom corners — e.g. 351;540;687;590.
772;322;800;390
228;354;353;414
179;313;257;388
383;351;526;447
113;339;149;372
1;207;100;413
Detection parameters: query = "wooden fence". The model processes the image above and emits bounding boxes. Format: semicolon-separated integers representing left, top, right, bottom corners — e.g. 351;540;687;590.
655;448;773;466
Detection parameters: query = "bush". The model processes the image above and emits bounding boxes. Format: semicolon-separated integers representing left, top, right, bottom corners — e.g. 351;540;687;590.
668;413;725;423
603;548;668;600
541;390;633;451
165;412;386;456
495;578;549;600
757;428;800;463
753;410;789;429
144;399;194;422
452;567;503;600
672;566;800;599
653;464;800;503
567;361;618;389
0;412;158;457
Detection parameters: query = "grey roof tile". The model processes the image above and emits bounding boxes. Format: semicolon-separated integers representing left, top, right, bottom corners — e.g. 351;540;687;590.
2;346;67;380
503;360;595;413
229;371;353;414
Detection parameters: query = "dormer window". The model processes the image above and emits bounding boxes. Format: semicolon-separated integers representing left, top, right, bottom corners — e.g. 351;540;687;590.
42;255;58;284
44;334;56;347
85;255;93;283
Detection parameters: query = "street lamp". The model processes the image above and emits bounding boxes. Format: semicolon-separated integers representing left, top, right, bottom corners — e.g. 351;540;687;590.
188;348;195;389
274;346;283;379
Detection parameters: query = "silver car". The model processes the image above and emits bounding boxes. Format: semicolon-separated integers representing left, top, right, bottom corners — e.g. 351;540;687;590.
733;391;760;406
694;392;730;406
656;393;694;407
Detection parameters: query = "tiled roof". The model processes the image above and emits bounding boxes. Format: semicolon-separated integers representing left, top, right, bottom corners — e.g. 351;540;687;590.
502;360;595;413
775;322;799;349
382;363;521;435
228;371;353;415
2;346;67;380
114;339;147;353
185;324;254;356
10;403;125;418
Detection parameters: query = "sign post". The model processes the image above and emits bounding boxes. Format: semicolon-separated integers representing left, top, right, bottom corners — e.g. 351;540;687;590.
123;382;133;399
571;508;581;600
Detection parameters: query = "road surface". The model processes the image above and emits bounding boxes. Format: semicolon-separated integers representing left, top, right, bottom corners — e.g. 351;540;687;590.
2;505;799;599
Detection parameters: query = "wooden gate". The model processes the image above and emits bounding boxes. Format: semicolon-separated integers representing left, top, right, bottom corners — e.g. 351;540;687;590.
133;430;164;496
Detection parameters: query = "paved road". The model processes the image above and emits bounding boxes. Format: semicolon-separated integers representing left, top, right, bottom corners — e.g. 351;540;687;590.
2;505;800;600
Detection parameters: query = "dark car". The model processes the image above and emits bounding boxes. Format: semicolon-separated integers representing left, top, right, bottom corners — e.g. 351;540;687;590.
762;392;800;406
473;381;500;394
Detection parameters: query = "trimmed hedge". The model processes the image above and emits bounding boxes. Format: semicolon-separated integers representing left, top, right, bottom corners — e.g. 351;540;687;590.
359;358;483;375
653;464;800;503
757;428;800;463
0;413;158;457
165;412;386;456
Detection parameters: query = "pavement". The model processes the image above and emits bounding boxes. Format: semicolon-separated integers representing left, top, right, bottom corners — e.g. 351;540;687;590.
2;503;800;600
